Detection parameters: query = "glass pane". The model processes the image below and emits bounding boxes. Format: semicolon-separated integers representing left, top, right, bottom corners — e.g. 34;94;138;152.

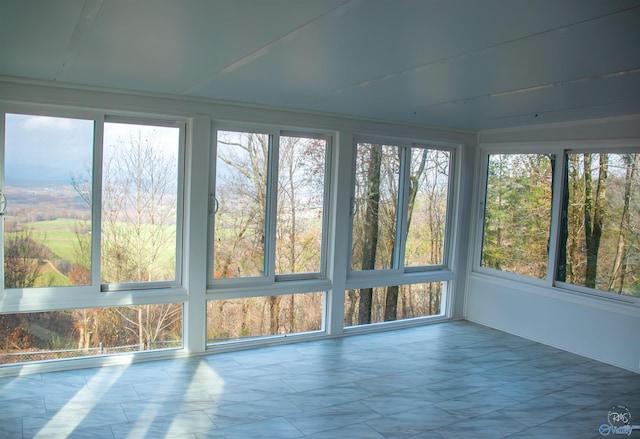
214;131;269;279
345;282;443;326
351;143;400;271
207;292;323;342
101;122;180;284
481;154;553;278
557;153;640;297
276;135;326;275
3;114;94;288
0;304;183;364
405;148;450;267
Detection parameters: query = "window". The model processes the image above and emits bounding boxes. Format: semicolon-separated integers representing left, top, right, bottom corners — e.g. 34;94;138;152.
101;121;182;289
351;141;452;272
557;152;640;297
3;114;94;289
1;112;185;366
2;113;185;293
347;139;454;326
208;127;330;344
478;147;640;301
0;304;183;364
351;143;400;271
211;129;330;284
345;282;445;327
276;135;327;275
207;292;323;343
480;153;554;279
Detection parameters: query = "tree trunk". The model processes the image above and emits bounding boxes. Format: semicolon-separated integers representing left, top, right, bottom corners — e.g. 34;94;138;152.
358;144;382;325
384;149;428;322
584;153;608;288
270;295;281;334
384;285;399;321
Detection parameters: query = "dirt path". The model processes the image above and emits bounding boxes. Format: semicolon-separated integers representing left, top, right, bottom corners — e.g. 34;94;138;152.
43;259;69;280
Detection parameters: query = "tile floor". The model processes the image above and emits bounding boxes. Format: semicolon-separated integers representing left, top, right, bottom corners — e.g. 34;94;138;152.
1;321;639;438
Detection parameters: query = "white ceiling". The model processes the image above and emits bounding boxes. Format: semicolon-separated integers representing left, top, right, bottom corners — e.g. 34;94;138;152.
1;0;639;131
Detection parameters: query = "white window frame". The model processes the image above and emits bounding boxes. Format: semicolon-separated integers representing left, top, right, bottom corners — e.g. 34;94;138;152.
0;105;187;313
208;123;334;290
474;141;640;305
473;145;558;287
348;135;457;288
99;116;187;292
553;145;640;304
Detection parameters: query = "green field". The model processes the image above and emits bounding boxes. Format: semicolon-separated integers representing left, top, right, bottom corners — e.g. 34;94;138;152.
35;261;73;287
13;218;177;284
25;218;88;263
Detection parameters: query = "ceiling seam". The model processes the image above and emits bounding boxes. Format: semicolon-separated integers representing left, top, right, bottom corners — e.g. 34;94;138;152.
483;99;640;126
54;0;104;82
297;4;640;105
417;68;640;110
179;0;359;96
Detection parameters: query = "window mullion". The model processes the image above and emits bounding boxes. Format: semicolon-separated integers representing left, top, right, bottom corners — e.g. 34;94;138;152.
547;151;564;285
265;133;279;282
0;114;5;293
395;146;411;270
174;123;187;287
207;125;218;287
319;135;333;277
92;115;104;291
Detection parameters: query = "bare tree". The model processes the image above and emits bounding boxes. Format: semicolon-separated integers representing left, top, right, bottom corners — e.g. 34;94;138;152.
608;154;639;292
71;127;181;350
4;223;52;288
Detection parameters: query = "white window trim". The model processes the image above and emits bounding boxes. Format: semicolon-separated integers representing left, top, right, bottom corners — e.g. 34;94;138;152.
474;141;640;305
208;124;334;290
0;107;188;312
348;135;458;281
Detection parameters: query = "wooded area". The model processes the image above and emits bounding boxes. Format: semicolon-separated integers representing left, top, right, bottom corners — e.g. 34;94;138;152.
483;152;640;297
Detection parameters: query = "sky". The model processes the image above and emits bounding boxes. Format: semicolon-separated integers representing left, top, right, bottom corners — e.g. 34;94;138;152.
3;113;179;186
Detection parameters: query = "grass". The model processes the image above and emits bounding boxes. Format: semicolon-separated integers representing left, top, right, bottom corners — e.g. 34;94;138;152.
25;218;87;263
13;218;176;284
35;261;72;287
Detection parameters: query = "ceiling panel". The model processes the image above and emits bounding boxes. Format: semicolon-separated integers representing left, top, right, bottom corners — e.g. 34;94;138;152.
294;7;640;116
193;0;638;99
64;0;348;94
0;0;639;131
0;1;86;79
420;71;640;129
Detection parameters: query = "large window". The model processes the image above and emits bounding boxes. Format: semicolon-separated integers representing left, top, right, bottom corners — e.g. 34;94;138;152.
0;305;183;364
348;139;454;326
100;122;182;288
351;141;452;272
1;104;461;370
480;153;554;279
211;129;330;283
478;147;640;301
345;282;445;327
3;114;94;289
1;112;185;365
2;114;184;293
557;152;640;297
208;128;330;345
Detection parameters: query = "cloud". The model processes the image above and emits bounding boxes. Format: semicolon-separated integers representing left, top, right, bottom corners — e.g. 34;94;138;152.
21;115;75;130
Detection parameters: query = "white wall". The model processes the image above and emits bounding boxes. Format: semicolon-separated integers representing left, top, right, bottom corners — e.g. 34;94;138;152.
465;115;640;373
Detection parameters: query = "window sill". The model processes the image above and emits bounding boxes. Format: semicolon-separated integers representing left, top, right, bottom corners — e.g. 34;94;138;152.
0;286;188;314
